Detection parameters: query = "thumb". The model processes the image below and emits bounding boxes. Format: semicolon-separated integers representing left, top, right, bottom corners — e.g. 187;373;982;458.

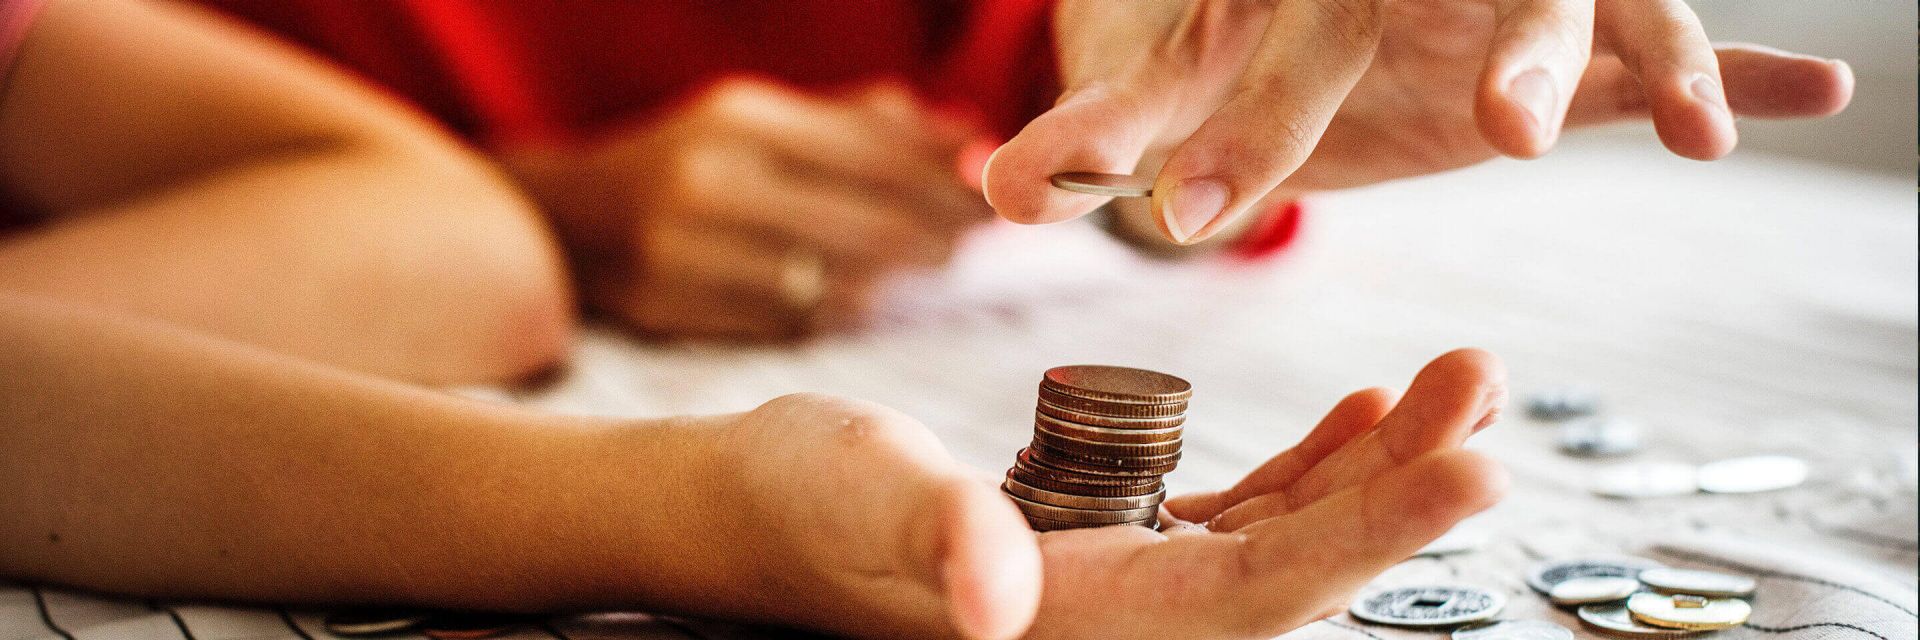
929;476;1043;640
981;86;1172;226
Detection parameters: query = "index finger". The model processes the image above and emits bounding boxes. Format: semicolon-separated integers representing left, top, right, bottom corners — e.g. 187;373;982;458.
1151;0;1387;244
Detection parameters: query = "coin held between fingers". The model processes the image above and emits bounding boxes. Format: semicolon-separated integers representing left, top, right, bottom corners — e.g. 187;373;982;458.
1050;172;1153;198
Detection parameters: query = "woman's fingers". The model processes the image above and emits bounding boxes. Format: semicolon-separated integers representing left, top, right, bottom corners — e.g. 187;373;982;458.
1261;349;1506;512
1476;0;1596;158
1594;0;1735;159
1163;387;1398;523
1150;0;1387;245
1233;449;1509;625
981;86;1174;226
1567;44;1854;126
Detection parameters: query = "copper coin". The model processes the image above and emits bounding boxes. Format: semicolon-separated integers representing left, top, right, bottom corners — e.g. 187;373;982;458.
1037;399;1187;429
1036;413;1184;444
1042;365;1192;404
1032;439;1183;468
1008;494;1158;523
1015;450;1164;487
1025;514;1156;531
1032;428;1183;457
1004;474;1165;510
1037;387;1187;418
1009;466;1163;496
1028;447;1178;477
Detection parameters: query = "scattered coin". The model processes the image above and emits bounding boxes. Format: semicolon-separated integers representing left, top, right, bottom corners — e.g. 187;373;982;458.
324;609;432;636
1049;172;1154;198
1415;526;1488;557
1625;592;1750;631
1576;603;1698;637
1349;585;1506;628
1560;418;1643;457
1696;455;1809;494
1636;567;1757;598
1526;556;1665;595
1590;462;1699;499
1451;619;1574;640
1526;387;1600;421
1006;366;1191;531
1549;576;1642;606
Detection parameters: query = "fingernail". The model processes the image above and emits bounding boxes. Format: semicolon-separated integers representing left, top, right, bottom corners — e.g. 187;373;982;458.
1163;178;1229;244
1689;74;1728;113
1507;68;1557;138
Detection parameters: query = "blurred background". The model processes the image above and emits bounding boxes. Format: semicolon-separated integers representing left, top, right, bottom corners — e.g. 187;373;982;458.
1683;0;1914;173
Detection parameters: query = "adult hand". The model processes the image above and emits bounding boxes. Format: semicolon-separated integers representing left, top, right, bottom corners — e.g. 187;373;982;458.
669;348;1506;639
983;0;1854;244
510;78;992;340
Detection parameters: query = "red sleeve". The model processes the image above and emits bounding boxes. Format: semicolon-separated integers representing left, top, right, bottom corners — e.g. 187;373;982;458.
922;0;1057;139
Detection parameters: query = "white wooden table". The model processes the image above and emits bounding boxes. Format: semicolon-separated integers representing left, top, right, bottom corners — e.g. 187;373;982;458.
7;134;1915;639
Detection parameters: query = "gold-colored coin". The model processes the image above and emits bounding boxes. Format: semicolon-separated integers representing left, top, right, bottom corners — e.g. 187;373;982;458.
1626;593;1750;631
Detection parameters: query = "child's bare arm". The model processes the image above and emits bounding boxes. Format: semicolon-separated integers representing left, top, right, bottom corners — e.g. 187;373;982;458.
0;0;572;384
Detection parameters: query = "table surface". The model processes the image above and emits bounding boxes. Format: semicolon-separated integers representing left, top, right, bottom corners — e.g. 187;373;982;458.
6;135;1916;639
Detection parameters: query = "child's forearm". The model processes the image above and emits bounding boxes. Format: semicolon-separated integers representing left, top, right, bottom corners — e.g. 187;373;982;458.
0;294;725;611
0;0;574;384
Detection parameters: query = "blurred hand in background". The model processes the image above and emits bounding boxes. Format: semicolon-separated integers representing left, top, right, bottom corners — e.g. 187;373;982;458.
506;78;993;341
985;0;1855;244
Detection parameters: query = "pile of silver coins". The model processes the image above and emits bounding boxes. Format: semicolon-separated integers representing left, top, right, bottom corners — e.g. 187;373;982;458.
1346;557;1758;637
1535;556;1757;635
1002;365;1189;531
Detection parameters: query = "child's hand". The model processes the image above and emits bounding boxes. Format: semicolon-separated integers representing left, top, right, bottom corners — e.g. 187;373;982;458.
667;349;1506;639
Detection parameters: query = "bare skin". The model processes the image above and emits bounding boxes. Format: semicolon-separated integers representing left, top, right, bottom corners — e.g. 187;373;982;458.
501;79;993;341
0;292;1506;640
0;0;573;384
984;0;1856;243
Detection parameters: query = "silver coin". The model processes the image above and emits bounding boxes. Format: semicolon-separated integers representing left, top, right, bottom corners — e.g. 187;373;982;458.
324;610;433;636
1415;526;1488;557
1626;592;1751;630
1637;567;1757;598
1559;418;1643;457
1549;576;1642;605
1576;603;1698;637
1452;620;1574;640
1049;172;1153;198
1696;455;1808;494
1350;585;1505;627
1525;387;1600;421
1591;462;1698;499
1526;556;1665;595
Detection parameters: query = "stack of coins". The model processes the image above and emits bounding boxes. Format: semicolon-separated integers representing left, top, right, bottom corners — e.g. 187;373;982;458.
1003;365;1189;531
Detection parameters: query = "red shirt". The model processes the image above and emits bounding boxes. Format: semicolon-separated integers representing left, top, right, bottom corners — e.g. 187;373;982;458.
197;0;1300;256
198;0;1058;147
